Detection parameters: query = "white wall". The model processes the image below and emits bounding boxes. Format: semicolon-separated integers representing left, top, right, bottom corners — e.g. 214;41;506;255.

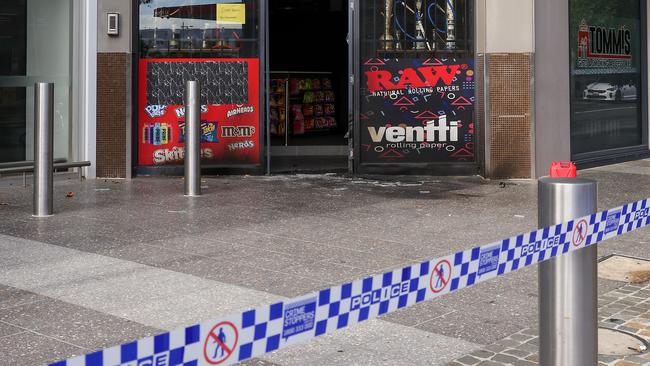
478;0;535;53
97;0;132;53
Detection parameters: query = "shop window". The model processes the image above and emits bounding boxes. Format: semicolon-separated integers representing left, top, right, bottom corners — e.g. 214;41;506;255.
139;0;259;59
137;1;262;168
0;0;72;163
569;0;646;156
358;0;476;166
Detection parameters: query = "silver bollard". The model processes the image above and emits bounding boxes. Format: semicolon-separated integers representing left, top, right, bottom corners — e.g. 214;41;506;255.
33;83;54;217
538;178;598;366
184;80;201;197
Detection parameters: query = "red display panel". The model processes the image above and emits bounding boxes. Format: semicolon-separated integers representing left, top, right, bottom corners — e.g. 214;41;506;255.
138;58;260;166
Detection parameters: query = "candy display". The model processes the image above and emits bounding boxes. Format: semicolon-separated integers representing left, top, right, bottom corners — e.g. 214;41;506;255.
292;104;305;135
289;78;300;96
270;93;285;108
303;104;314;117
324;103;336;116
271;78;286;94
303;91;315;104
311;79;318;90
313;104;323;117
270;75;337;136
321;78;333;90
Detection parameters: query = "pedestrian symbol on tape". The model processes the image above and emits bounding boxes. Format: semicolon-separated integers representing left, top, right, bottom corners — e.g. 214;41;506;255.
203;321;239;365
429;259;452;293
572;219;589;247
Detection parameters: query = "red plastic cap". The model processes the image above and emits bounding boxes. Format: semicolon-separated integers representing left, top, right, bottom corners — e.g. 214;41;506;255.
550;161;577;178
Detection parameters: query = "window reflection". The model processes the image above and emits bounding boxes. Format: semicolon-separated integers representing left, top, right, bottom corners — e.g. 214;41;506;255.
139;0;259;59
569;0;644;155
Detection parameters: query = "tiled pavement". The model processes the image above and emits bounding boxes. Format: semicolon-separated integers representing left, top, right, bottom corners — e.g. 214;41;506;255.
1;160;650;365
448;282;650;366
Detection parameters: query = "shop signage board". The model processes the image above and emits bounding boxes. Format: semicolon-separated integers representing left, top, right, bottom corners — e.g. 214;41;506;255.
138;58;260;166
359;58;475;164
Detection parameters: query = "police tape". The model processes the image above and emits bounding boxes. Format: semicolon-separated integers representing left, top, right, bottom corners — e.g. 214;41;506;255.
48;198;650;366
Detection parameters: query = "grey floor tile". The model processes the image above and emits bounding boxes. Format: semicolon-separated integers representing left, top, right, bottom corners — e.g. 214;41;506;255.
0;298;161;350
0;321;24;338
415;310;526;345
0;331;86;366
0;285;46;310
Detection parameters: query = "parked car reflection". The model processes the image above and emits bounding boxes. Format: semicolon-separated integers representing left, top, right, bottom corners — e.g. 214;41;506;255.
582;82;637;102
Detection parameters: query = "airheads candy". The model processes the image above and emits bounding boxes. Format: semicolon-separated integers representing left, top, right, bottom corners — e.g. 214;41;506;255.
227;106;255;118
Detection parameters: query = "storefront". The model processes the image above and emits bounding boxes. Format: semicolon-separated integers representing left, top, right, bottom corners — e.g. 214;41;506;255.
569;0;648;164
136;0;263;175
0;0;74;164
134;0;478;175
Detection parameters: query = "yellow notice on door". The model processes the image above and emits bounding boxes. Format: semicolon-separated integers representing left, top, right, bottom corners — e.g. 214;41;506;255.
217;3;246;25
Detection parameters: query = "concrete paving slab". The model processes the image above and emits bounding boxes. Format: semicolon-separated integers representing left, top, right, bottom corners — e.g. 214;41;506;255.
262;319;482;366
0;331;85;366
415;309;531;345
0;298;160;350
0;234;283;330
0;284;46;311
0;321;24;338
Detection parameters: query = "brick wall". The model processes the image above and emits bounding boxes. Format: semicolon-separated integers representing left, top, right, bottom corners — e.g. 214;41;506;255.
96;52;128;178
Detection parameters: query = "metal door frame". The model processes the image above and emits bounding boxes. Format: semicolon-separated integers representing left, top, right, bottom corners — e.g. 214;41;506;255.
349;0;360;173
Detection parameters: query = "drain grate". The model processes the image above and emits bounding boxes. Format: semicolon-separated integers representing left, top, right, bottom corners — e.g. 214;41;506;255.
598;255;650;284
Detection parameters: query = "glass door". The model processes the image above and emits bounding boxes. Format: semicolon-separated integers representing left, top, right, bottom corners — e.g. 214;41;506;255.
0;0;72;163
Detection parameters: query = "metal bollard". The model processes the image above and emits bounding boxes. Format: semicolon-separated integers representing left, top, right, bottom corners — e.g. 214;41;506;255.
538;178;598;366
184;80;201;197
33;83;54;217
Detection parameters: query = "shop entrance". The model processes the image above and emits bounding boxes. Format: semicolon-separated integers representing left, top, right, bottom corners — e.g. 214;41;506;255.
268;0;350;172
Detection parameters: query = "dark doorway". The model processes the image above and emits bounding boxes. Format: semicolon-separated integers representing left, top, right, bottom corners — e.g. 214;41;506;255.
268;0;349;171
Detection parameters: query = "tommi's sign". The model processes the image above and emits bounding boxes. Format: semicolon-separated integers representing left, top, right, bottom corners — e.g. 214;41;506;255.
577;19;632;68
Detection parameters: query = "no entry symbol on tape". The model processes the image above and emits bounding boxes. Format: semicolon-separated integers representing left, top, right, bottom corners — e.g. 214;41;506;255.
572;219;589;247
204;321;239;365
430;259;452;293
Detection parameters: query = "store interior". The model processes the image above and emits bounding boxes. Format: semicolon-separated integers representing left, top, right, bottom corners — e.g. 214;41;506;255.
268;0;348;148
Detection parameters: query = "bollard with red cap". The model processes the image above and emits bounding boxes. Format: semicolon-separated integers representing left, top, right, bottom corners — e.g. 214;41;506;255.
549;161;577;178
539;161;597;366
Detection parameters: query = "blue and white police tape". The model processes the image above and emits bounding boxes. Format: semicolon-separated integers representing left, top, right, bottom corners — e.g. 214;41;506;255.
48;198;650;366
